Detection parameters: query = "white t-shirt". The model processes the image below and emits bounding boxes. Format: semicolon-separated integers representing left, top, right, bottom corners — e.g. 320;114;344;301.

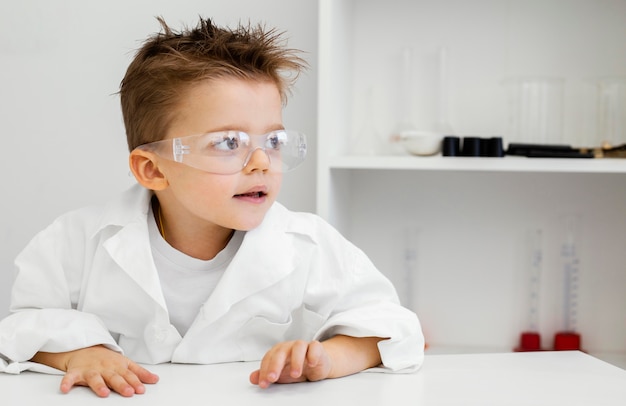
148;205;244;335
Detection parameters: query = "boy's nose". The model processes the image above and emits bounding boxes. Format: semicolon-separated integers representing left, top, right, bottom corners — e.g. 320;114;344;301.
242;147;271;173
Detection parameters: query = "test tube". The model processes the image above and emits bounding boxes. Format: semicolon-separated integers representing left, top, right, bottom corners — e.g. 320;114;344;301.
554;214;582;351
515;228;543;351
402;226;419;310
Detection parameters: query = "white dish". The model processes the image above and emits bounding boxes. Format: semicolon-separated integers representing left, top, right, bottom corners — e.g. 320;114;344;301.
397;130;443;156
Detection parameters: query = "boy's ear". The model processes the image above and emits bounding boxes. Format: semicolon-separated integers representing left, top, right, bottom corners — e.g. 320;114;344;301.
129;149;169;191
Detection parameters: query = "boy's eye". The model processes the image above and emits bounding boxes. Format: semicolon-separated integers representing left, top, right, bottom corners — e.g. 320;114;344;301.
266;131;288;150
211;132;243;151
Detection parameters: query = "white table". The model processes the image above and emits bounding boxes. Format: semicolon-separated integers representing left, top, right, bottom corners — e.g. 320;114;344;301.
1;351;624;405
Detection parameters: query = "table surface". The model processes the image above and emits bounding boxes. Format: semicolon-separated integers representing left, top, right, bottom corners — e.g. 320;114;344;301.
1;351;625;405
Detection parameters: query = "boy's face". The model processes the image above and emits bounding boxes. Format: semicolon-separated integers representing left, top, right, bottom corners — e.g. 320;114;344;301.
156;78;284;233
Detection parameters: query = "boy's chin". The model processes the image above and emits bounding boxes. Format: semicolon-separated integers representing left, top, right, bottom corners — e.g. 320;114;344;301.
230;215;268;232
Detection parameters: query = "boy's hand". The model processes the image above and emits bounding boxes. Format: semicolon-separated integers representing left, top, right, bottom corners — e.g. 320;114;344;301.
249;335;384;389
31;345;159;397
249;340;333;388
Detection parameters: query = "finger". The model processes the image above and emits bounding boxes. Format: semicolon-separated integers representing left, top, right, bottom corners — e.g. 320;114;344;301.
304;341;332;382
258;346;289;388
305;340;324;367
83;369;112;398
121;369;148;395
102;370;135;397
60;371;80;394
128;362;160;385
289;340;309;378
249;369;261;385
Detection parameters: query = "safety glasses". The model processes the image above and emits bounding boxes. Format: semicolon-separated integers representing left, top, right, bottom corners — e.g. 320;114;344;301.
135;129;307;175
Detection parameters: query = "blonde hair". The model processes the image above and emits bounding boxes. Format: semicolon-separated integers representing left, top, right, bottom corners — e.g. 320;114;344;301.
120;17;307;151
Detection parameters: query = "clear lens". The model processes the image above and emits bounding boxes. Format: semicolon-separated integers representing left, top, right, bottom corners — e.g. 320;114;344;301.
136;130;306;174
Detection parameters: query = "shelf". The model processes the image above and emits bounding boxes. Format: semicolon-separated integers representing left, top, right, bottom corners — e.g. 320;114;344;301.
329;155;626;174
317;1;626;360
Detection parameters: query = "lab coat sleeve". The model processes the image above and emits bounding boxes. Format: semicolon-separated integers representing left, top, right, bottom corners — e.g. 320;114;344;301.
0;212;121;374
304;219;425;373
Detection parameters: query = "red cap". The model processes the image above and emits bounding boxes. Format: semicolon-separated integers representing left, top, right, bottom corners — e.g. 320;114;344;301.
514;332;542;352
554;332;581;351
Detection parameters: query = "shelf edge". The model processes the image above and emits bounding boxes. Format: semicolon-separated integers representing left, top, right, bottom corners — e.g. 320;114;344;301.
327;155;626;174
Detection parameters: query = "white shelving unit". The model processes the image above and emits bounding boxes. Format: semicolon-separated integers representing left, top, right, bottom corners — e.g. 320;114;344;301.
328;155;626;173
316;0;626;368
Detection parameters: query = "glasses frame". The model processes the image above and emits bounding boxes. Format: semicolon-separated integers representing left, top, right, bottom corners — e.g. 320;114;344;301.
135;129;307;175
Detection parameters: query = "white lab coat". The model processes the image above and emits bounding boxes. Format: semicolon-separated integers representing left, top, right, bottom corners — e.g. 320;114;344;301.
0;184;424;374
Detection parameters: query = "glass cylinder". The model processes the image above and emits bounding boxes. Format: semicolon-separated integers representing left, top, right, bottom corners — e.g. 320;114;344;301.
504;77;565;144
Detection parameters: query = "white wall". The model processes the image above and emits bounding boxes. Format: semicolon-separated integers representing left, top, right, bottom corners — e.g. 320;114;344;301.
347;0;626;150
347;170;626;357
0;0;318;318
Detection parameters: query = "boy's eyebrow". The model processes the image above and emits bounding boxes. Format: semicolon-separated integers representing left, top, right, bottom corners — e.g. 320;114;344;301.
206;124;285;134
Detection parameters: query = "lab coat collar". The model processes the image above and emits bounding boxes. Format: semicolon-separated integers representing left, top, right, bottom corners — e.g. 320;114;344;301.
92;183;152;236
95;184;167;309
198;203;309;326
88;184;312;326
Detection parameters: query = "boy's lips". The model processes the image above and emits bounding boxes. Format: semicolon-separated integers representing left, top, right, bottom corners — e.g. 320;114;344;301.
235;191;267;198
234;186;268;199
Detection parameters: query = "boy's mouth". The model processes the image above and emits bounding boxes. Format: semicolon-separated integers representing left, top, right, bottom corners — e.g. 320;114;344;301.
235;191;267;198
234;186;268;199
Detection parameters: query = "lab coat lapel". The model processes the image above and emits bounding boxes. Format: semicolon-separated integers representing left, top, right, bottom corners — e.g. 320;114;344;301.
200;204;297;325
96;185;167;310
103;222;167;310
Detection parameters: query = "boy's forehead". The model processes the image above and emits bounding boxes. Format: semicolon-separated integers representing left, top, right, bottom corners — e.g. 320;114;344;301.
179;78;281;106
168;78;283;136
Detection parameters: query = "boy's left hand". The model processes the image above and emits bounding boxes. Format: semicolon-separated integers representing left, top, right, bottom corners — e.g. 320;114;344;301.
249;340;333;388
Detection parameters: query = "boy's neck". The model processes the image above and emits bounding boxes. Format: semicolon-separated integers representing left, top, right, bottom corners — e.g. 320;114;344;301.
153;197;235;260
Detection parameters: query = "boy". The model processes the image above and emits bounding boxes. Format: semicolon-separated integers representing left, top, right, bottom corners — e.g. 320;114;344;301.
0;17;424;397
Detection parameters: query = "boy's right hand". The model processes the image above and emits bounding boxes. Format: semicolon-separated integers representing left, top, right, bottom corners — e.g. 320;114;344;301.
31;345;159;397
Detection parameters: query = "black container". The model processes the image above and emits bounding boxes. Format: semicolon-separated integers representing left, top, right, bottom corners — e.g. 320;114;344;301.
462;137;481;157
487;137;504;158
442;136;461;156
